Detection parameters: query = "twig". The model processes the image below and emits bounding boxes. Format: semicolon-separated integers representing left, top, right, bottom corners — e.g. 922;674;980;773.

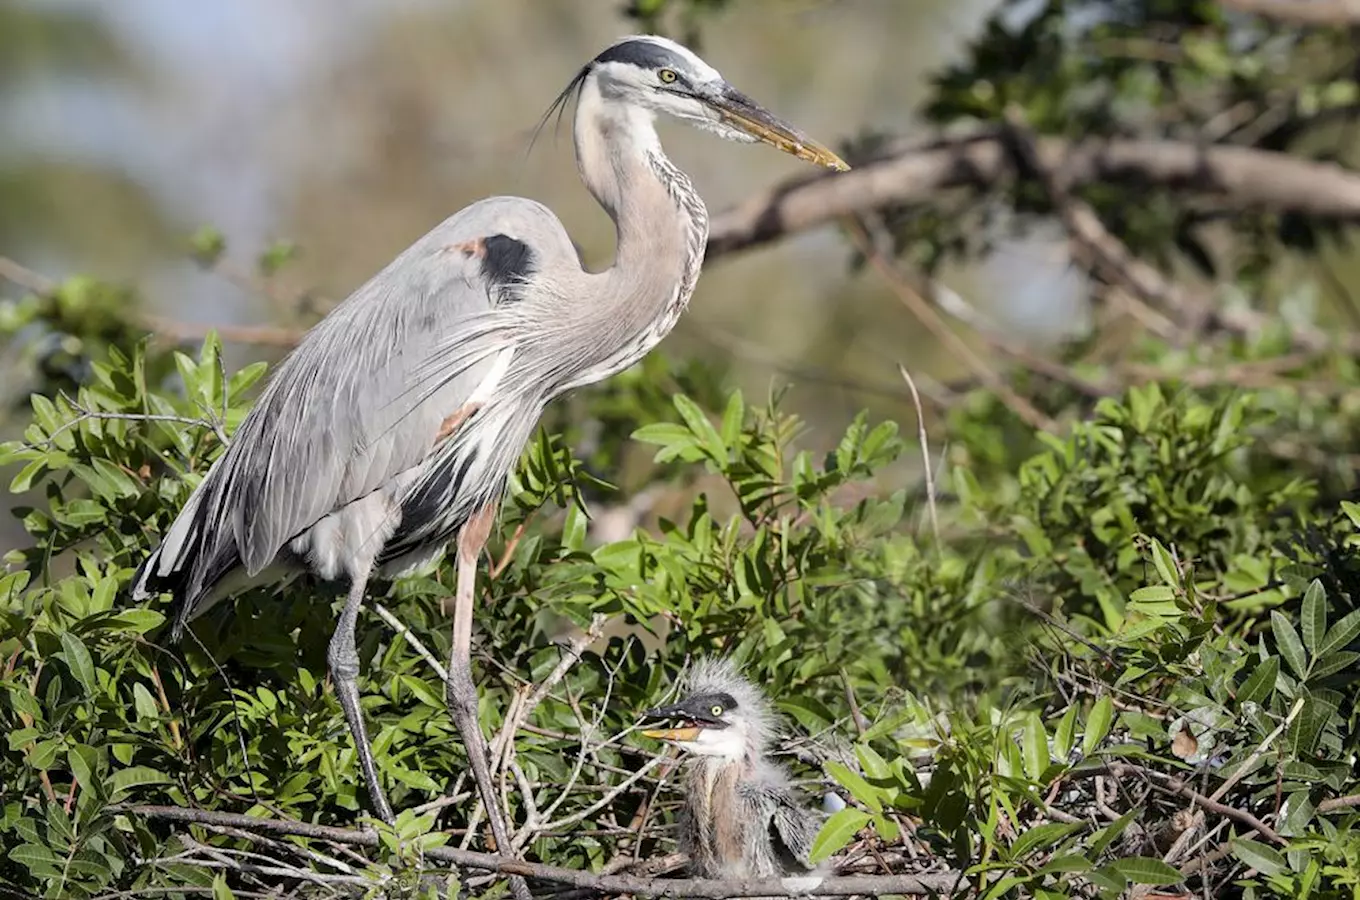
1002;107;1186;340
897;364;940;545
113;804;963;896
538;755;668;834
17;395;229;455
1208;697;1304;803
519;615;609;724
1318;793;1360;813
1107;765;1287;845
845;219;1056;432
373;602;447;682
490;521;529;579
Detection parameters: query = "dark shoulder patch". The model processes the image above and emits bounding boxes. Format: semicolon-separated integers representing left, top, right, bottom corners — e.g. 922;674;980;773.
595;39;682;71
481;234;534;296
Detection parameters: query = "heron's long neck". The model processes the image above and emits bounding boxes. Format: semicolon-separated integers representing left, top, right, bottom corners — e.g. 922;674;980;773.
562;92;709;387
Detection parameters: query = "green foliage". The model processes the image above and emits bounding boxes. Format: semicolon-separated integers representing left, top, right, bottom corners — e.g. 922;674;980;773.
8;0;1360;896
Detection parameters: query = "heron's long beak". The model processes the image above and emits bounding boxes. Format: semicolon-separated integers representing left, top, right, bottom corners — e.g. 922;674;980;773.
709;85;850;172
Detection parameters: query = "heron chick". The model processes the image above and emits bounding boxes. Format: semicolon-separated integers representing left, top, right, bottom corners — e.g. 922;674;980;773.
642;658;823;879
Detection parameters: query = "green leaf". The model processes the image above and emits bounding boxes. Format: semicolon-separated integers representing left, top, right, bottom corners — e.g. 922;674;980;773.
67;744;98;792
826;761;881;813
719;390;745;448
1108;856;1183;885
1302;579;1326;655
1022;711;1048;780
108;609;166;634
1146;537;1181;588
561;502;588;552
808;808;869;864
1009;822;1082;861
1084;696;1114;755
212;874;237;900
1309;651;1359;681
1237;656;1279;706
1231;837;1287;875
1054;705;1078;761
109;765;172;802
8;843;62;877
132;683;159;722
1319;608;1360;657
1037;854;1092;875
58;632;97;698
672;394;726;463
1272;610;1308;679
854;743;891;781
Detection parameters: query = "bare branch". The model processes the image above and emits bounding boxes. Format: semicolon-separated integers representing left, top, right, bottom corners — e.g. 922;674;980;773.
1219;0;1360;25
113;804;963;897
708;130;1360;260
844;218;1057;432
897;365;940;545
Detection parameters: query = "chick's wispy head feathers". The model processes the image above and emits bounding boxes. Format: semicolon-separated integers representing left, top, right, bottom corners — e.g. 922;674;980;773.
681;656;778;753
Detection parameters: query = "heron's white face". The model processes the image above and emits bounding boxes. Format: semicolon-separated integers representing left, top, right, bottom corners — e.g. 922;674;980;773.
581;35;849;171
592;51;750;141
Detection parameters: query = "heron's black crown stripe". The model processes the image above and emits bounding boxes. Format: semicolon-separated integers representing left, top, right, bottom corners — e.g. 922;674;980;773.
481;235;535;288
594;39;685;71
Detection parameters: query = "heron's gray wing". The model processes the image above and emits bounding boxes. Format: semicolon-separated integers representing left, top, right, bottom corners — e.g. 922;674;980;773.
137;197;577;616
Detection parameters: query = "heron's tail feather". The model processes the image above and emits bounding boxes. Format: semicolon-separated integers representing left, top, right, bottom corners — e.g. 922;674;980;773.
130;482;225;643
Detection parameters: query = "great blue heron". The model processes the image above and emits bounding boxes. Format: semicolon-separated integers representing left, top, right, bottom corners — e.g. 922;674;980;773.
641;658;824;879
130;32;846;868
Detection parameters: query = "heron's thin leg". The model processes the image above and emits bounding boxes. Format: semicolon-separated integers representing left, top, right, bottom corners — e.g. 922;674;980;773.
445;503;531;900
327;571;395;825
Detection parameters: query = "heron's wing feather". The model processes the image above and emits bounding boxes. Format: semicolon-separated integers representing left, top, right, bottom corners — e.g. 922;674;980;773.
140;197;576;613
763;788;821;873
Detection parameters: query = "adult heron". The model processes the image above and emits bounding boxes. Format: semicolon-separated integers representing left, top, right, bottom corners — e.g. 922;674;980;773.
131;33;846;866
641;657;823;879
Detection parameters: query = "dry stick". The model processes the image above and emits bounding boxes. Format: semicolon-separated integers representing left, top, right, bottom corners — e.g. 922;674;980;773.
1319;793;1360;813
149;664;184;752
1106;765;1286;845
373;602;447;681
1217;0;1360;26
1208;697;1305;804
897;364;940;546
1001;107;1184;340
843;219;1056;432
116;805;962;897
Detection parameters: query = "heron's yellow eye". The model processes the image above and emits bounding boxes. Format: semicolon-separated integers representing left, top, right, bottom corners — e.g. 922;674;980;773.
710;704;723;716
658;68;678;84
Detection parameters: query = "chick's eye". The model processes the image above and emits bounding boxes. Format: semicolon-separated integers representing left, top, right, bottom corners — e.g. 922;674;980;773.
710;704;723;716
658;68;678;84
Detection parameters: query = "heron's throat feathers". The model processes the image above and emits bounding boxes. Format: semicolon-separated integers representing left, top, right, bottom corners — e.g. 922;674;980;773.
557;80;709;391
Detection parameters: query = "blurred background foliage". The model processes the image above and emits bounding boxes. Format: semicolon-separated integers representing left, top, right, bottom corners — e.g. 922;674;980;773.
6;0;1360;897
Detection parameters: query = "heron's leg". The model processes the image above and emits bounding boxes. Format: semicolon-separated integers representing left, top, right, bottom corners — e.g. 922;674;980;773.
327;571;395;825
444;504;529;896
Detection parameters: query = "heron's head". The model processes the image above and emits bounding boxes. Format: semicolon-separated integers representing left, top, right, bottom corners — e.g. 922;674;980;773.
640;657;775;761
546;35;849;172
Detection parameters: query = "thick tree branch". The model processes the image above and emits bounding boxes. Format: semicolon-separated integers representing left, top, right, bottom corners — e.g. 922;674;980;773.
706;130;1360;258
1219;0;1360;25
115;805;962;897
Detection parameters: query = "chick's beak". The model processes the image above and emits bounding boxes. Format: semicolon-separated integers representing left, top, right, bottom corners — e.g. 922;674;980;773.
707;84;850;172
641;725;703;742
640;703;707;743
